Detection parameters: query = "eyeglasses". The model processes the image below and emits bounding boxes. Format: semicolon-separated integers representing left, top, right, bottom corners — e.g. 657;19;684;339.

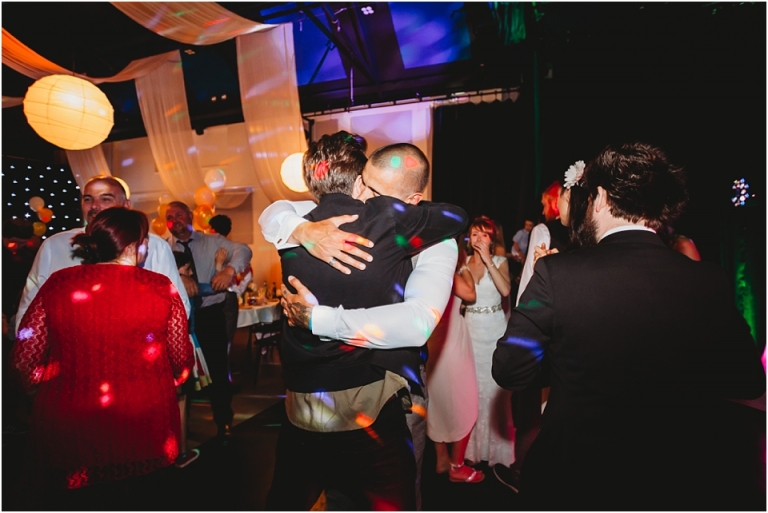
360;174;382;197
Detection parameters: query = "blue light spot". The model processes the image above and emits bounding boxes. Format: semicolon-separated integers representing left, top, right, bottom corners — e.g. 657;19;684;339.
394;283;405;296
499;336;545;360
442;210;463;222
393;203;406;212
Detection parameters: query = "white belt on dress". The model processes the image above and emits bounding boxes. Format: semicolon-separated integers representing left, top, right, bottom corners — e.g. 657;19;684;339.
465;304;502;314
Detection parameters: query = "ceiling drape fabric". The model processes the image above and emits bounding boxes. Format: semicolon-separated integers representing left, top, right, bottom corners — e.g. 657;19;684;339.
111;2;276;46
2;96;23;108
135;50;203;207
65;147;113;190
1;28;168;84
236;25;311;203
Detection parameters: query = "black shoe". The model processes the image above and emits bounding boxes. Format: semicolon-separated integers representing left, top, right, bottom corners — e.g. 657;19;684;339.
216;423;232;446
493;464;520;493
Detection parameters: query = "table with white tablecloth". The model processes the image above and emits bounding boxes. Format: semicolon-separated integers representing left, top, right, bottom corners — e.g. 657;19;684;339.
237;300;281;328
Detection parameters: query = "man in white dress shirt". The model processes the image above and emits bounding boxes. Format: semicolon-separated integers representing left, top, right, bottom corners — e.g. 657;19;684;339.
259;149;458;510
16;176;190;334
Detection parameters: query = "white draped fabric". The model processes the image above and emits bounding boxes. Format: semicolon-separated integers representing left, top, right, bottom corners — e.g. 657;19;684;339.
112;2;276;46
1;28;168;84
135;50;203;207
237;26;311;203
65;146;113;190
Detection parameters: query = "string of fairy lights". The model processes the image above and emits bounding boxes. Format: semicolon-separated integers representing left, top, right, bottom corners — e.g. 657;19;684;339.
2;157;83;239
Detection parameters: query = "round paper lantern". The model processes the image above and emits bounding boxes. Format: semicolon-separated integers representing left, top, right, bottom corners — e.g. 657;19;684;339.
151;217;168;236
204;168;227;193
32;222;47;236
194;185;216;207
281;152;309;193
23;75;114;150
37;208;53;223
159;193;174;205
193;205;214;231
29;196;45;212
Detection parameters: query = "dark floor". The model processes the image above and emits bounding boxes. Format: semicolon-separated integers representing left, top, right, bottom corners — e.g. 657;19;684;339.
3;327;766;510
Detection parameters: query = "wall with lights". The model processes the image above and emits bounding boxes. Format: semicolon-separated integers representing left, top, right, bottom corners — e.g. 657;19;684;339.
2;157;83;240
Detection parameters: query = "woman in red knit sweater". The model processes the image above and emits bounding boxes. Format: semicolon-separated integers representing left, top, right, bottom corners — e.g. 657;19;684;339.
12;207;193;504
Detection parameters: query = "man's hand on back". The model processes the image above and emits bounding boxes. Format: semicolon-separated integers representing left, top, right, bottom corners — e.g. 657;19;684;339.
281;275;319;329
291;215;375;275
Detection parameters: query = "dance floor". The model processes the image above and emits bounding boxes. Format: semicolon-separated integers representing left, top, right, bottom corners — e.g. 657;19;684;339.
3;326;765;510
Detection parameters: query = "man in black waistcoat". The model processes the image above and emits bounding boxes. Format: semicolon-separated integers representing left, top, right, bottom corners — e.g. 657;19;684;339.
493;142;765;510
266;132;467;510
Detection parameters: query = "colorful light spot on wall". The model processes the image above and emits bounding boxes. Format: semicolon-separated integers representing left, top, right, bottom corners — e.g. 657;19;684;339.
71;290;91;302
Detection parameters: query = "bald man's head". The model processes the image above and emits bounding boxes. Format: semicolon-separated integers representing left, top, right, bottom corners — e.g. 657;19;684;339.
359;143;429;204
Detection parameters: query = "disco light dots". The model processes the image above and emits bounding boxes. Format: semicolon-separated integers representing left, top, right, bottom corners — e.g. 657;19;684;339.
732;178;753;207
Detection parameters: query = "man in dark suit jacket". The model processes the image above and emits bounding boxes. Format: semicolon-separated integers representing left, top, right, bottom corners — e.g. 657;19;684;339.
492;142;765;510
267;133;467;510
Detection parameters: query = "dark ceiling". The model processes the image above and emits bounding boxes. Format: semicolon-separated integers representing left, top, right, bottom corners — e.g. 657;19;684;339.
2;2;765;161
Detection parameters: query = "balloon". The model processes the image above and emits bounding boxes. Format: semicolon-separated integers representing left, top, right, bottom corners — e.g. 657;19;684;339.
151;217;168;236
159;193;174;205
204;168;227;193
37;208;53;223
158;203;169;221
193;205;214;231
29;196;45;212
194;185;216;207
32;222;47;236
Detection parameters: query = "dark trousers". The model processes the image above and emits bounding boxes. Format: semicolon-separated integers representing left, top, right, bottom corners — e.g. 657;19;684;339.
266;397;417;511
194;300;233;427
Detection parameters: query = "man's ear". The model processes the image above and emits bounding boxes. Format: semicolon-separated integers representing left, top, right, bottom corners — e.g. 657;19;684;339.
404;192;422;205
123;199;133;210
352;175;365;200
594;186;609;213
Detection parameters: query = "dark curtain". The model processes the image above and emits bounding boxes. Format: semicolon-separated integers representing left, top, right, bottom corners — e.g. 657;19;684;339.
431;99;535;251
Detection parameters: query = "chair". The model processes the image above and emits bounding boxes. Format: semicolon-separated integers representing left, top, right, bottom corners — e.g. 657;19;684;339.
246;320;281;385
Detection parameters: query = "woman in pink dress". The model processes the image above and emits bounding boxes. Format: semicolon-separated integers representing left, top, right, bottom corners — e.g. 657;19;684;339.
426;243;483;483
12;207;193;503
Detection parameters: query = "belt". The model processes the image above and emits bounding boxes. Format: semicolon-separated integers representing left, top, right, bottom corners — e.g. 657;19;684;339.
465;304;502;314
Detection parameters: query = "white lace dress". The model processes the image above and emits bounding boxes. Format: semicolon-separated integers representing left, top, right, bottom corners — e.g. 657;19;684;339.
464;255;515;467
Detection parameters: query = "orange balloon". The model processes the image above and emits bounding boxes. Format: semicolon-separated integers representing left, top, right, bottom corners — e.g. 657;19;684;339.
194;185;216;207
37;208;53;223
151;216;168;236
193;205;214;231
158;203;169;221
32;221;47;236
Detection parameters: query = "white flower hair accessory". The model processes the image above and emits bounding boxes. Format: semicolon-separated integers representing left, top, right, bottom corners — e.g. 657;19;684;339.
563;160;585;189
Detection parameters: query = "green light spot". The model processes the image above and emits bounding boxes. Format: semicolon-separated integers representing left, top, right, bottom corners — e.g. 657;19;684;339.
395;234;408;247
283;251;298;259
390;156;401;168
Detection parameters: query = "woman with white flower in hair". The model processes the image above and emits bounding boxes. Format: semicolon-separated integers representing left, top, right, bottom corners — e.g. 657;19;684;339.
499;160;587;492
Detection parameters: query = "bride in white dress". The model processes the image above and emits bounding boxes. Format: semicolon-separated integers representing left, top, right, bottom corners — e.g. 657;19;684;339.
463;216;515;470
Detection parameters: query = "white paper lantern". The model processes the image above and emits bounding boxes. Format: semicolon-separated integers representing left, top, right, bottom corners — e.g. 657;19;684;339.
23;75;114;150
280;152;308;193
